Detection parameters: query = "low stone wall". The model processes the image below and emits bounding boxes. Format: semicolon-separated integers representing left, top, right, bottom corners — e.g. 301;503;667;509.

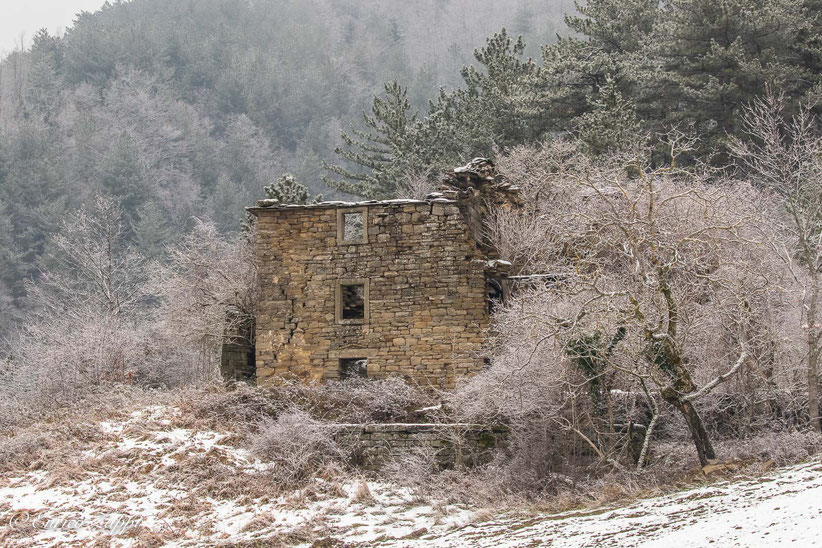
336;423;507;471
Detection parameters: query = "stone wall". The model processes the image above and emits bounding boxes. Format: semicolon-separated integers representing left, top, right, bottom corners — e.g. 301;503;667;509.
336;423;507;471
251;199;491;388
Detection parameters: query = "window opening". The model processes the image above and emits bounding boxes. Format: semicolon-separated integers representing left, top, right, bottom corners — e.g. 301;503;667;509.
340;357;368;379
342;212;364;242
487;278;505;314
341;283;365;320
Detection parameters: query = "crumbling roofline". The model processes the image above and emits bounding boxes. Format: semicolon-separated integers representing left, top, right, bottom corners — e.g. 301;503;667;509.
246;197;456;216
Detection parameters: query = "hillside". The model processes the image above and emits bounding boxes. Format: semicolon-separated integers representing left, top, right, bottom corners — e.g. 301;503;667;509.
2;2;822;546
0;0;572;334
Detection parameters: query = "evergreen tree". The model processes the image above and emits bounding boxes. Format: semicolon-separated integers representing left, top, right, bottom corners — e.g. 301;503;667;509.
0;199;23;310
96;133;150;231
263;174;313;205
574;77;642;155
535;0;658;134
441;29;540;152
326;30;539;197
323;82;418;199
134;202;172;260
26;29;63;122
210;177;252;234
646;0;817;161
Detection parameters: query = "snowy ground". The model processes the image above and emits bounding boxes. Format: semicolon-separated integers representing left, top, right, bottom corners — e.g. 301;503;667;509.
0;405;477;546
0;404;820;546
423;460;822;547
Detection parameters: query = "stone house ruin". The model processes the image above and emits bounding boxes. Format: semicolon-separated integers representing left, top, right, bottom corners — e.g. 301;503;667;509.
227;159;519;389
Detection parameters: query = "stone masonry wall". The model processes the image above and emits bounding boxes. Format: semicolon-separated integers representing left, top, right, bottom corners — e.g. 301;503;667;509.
252;200;490;388
336;423;508;471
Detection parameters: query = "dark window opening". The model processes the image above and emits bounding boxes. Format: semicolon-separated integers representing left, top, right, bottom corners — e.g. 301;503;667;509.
487;278;505;314
341;284;365;319
340;357;368;379
342;212;364;242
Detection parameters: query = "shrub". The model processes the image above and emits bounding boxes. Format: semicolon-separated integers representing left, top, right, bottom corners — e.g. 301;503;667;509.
249;408;347;489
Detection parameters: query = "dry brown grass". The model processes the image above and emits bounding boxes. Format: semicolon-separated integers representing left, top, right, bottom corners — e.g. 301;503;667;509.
1;379;819;548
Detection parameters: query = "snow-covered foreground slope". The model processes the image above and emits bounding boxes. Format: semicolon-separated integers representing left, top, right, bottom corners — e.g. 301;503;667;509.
0;406;476;546
0;403;820;547
423;460;822;547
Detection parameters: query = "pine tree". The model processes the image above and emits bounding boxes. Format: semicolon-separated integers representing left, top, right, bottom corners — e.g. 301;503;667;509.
26;29;63;123
574;77;642;155
323;82;418;199
97;132;150;230
134;202;172;260
535;0;658;134
443;29;540;151
326;31;539;197
647;0;816;161
263;174;314;205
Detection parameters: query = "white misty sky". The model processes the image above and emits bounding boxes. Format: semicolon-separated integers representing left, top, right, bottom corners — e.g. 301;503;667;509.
0;0;108;54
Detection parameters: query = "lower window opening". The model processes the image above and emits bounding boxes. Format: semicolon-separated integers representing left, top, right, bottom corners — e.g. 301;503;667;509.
340;357;368;379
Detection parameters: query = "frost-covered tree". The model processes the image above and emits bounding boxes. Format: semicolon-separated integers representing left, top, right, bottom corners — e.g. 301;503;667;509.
456;139;793;468
731;93;822;432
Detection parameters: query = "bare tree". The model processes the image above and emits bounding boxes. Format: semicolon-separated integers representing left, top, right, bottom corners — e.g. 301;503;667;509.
153;219;257;382
3;196;156;415
729;92;822;432
459;138;791;467
32;195;149;319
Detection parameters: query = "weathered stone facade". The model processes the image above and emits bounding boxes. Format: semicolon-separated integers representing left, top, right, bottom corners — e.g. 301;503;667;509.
249;198;494;389
243;158;520;388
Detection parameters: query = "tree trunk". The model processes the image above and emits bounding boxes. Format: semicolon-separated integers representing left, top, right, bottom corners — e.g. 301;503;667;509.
662;388;716;467
808;272;821;432
675;399;716;466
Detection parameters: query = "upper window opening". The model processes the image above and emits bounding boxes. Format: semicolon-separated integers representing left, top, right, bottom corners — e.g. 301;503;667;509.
343;213;363;241
337;208;368;244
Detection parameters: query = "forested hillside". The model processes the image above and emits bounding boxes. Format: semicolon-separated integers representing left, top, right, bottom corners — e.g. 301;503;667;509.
329;0;822;197
0;0;571;335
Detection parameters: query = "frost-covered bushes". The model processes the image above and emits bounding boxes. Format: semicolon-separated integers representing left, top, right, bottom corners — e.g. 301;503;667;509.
188;383;283;428
275;376;438;423
445;137;813;490
152;219;258;384
249;408;347;488
716;431;822;467
186;378;440;489
0;198;257;429
1;198;163;424
188;376;437;429
0;431;50;472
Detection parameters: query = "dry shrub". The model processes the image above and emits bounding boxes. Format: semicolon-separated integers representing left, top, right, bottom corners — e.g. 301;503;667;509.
249;408;348;489
715;431;822;467
0;431;51;471
395;170;436;200
697;389;807;438
183;376;437;432
351;477;374;504
381;446;441;493
270;376;438;423
186;382;282;428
